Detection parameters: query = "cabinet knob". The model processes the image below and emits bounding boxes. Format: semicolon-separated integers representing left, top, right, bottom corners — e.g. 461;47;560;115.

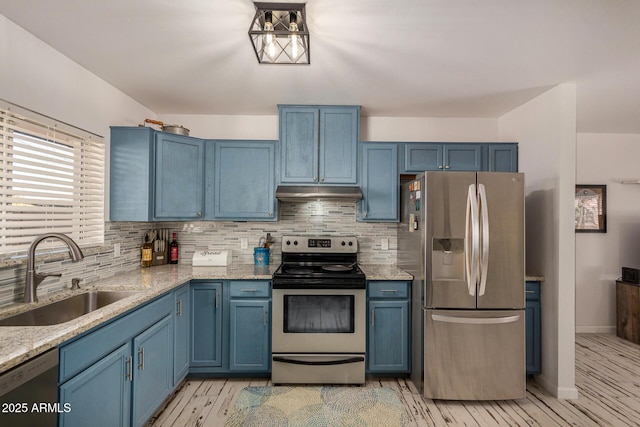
445;165;450;169
197;211;203;217
438;165;443;169
313;176;318;182
319;177;325;182
269;212;273;217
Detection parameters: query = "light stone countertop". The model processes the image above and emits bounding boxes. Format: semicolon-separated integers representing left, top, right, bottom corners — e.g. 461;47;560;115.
0;264;277;373
0;263;413;373
359;264;413;281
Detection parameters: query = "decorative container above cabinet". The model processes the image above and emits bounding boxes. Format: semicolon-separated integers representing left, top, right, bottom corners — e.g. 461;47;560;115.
279;105;360;185
110;127;205;222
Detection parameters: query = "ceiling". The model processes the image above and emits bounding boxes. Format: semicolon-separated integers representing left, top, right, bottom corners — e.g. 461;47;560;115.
1;0;639;134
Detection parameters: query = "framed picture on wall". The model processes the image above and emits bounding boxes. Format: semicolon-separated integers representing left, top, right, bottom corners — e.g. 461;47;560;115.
575;184;606;232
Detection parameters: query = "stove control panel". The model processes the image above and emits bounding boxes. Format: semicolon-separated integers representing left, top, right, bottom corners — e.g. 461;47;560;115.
282;235;358;253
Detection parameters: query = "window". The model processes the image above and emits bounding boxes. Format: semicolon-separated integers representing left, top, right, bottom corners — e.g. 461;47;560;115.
0;101;104;255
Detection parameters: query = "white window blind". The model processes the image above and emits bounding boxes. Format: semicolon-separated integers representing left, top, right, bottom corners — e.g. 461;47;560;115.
0;102;104;255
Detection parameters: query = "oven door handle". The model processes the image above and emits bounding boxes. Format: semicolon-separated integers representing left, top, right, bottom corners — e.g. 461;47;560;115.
272;356;364;366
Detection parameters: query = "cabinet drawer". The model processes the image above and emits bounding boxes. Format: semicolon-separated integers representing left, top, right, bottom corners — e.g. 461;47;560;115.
59;293;172;382
526;281;540;301
368;281;410;299
229;280;271;298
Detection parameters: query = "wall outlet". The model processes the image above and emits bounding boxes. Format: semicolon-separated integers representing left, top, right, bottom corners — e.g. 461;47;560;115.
113;243;121;257
381;238;389;251
240;238;248;249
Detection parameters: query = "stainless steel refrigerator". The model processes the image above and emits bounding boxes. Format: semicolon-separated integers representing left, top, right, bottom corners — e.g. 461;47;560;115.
399;171;525;400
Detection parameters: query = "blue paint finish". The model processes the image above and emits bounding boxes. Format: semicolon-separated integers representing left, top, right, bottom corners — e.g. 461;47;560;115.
173;284;190;385
360;143;399;222
402;142;517;173
279;105;359;184
59;343;132;427
229;300;270;372
488;143;518;172
404;143;443;172
443;144;483;171
525;281;541;375
213;141;277;220
366;281;411;374
190;282;223;367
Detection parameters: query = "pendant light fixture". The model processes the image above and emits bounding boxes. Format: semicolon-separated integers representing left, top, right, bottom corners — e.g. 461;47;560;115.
249;2;310;64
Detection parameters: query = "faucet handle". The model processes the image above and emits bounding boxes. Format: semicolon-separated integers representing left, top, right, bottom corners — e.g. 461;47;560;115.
71;278;81;290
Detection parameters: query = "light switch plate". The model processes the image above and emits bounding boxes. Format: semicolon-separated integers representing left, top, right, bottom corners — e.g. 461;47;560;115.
240;238;248;249
381;238;389;250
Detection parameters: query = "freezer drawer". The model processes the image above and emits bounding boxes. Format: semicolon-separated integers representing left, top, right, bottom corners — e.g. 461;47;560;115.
424;309;525;400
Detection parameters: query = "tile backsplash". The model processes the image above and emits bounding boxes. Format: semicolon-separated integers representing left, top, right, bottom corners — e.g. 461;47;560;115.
0;201;397;307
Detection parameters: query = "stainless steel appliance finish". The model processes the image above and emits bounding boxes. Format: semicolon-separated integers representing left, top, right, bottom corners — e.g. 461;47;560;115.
275;185;363;202
271;235;366;384
399;172;525;400
0;348;59;427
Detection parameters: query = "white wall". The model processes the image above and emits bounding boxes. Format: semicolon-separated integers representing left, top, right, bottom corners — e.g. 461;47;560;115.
576;133;640;333
499;84;578;399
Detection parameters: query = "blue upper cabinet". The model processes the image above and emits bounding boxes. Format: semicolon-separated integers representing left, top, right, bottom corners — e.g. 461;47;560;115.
404;143;482;172
110;127;205;221
154;133;205;220
487;143;518;172
359;143;399;222
210;140;277;220
402;142;517;173
279;105;359;184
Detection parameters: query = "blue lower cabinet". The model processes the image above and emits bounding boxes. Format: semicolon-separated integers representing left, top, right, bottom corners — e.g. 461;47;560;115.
173;284;190;385
229;300;270;372
366;281;411;374
190;282;223;367
59;343;132;427
132;315;173;427
526;281;541;375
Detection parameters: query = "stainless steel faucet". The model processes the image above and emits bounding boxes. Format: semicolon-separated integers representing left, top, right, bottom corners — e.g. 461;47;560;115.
25;233;85;303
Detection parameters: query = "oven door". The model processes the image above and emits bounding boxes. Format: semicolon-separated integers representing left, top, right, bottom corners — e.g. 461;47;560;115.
272;288;366;354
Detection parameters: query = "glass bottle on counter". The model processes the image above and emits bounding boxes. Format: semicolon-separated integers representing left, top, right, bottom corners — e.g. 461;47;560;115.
169;232;179;264
141;235;153;267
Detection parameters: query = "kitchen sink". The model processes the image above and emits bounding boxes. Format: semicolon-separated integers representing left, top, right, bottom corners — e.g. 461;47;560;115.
0;290;141;327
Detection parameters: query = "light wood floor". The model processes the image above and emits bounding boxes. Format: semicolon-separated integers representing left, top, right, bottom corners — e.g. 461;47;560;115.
149;334;640;426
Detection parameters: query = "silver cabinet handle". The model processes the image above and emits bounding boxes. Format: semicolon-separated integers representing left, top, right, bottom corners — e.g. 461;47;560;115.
241;289;258;293
526;290;536;294
138;347;145;370
371;308;375;326
264;308;267;326
381;289;398;293
177;299;183;317
125;356;133;381
215;290;219;308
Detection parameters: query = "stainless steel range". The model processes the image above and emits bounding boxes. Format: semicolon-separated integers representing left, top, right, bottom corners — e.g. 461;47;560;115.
271;235;366;385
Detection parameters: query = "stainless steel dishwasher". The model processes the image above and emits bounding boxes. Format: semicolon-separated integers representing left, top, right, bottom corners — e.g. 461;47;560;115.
0;348;58;427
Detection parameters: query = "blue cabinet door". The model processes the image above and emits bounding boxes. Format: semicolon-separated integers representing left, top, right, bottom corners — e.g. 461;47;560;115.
110;127;154;221
213;141;277;220
404;143;443;171
444;143;483;171
173;284;190;385
360;143;399;222
132;315;173;427
319;107;359;184
191;282;223;367
59;343;132;427
488;143;518;172
280;107;319;183
279;105;359;184
154;133;205;220
229;299;270;372
525;281;541;375
367;300;410;373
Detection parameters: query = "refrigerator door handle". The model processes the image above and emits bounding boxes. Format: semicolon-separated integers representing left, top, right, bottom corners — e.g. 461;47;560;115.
465;184;479;296
478;183;489;296
431;314;521;324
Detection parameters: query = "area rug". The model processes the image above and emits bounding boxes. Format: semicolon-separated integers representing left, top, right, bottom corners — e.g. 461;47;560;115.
224;386;407;426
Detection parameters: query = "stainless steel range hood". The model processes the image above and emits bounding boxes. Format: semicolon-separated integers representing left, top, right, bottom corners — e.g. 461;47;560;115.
275;185;363;202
